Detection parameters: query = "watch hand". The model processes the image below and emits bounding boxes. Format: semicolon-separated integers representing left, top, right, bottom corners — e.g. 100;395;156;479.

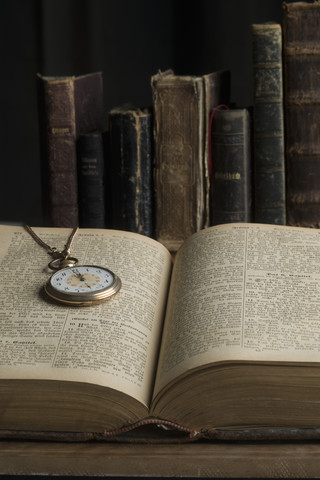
75;272;92;288
72;269;85;281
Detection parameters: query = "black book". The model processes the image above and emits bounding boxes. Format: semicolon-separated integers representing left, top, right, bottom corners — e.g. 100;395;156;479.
108;106;153;237
252;22;286;225
210;108;252;225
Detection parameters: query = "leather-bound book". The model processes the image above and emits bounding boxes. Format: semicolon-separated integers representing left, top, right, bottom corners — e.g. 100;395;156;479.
77;131;106;228
252;22;286;225
108;106;153;237
151;69;230;252
37;72;104;227
210;108;252;225
282;2;320;227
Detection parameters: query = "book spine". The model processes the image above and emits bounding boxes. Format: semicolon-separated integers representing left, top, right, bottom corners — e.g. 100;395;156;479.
108;107;153;237
151;72;205;252
252;22;286;225
283;2;320;227
74;72;104;137
77;131;106;228
38;76;78;228
210;108;252;225
203;70;231;228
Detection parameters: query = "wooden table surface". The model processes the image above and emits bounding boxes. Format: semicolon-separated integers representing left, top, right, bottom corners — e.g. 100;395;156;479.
1;440;320;477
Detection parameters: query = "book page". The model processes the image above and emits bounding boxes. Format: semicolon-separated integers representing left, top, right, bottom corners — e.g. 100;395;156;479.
154;223;320;395
0;225;172;407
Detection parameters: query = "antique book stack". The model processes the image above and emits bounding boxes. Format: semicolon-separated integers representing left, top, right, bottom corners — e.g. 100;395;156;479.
37;72;104;228
282;1;320;227
33;2;320;241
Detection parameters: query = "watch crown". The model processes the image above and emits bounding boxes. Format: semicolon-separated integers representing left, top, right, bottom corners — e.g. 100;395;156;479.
60;257;78;268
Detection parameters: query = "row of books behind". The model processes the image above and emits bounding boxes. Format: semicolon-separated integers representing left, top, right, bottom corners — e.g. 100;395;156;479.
37;2;319;252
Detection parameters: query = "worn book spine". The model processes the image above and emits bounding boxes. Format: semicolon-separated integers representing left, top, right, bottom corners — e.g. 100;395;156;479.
108;106;153;237
151;70;230;251
252;22;286;225
282;2;320;227
77;131;106;228
37;73;104;228
210;108;252;225
203;70;231;227
37;76;78;228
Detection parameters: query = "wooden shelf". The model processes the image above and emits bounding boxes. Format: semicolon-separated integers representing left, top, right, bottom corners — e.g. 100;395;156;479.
1;440;319;477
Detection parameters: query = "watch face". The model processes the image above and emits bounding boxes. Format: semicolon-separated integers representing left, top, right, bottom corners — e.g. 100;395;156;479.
45;265;121;306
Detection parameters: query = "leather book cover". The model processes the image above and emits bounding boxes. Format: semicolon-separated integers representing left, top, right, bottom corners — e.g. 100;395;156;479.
108;106;153;237
203;70;231;227
37;72;104;228
210;108;252;225
252;22;286;225
151;70;230;252
283;2;320;227
77;131;106;228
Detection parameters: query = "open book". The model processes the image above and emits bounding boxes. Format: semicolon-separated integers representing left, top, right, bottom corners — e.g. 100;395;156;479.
2;222;320;441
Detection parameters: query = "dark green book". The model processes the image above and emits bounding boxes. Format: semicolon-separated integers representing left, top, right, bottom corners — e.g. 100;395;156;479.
210;108;252;225
77;131;106;228
252;22;286;225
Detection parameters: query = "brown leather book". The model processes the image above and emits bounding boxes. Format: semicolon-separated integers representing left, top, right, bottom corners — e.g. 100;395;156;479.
37;72;104;227
151;70;230;252
282;2;320;227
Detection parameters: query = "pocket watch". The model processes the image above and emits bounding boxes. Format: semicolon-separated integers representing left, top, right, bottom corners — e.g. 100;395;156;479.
24;225;121;307
45;265;121;306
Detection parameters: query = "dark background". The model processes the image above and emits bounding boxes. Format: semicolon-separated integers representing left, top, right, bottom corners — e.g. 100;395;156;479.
0;0;288;226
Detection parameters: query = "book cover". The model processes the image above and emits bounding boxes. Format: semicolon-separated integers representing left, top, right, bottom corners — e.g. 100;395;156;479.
210;108;252;225
252;22;286;225
151;69;230;251
37;72;104;228
108;106;154;237
77;131;106;229
282;2;320;227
